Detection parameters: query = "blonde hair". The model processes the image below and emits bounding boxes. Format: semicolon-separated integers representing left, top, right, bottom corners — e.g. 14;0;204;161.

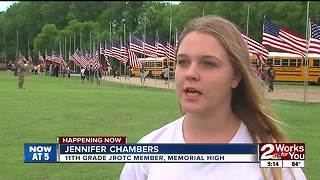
176;15;290;180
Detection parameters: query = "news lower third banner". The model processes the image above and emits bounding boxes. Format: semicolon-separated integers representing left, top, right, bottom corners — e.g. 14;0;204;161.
24;144;257;163
24;136;305;167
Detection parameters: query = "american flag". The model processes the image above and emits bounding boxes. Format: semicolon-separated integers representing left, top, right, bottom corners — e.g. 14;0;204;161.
165;42;175;60
84;50;91;67
45;54;51;62
262;17;306;57
142;33;158;58
49;53;59;64
112;40;127;63
124;42;141;68
308;22;320;54
120;39;129;64
70;49;87;68
58;54;67;68
92;51;101;69
38;53;44;62
130;36;144;54
100;44;104;55
156;32;167;57
100;44;111;68
28;55;32;62
105;56;111;68
241;33;269;64
279;28;306;55
69;53;81;68
45;53;67;68
104;43;113;58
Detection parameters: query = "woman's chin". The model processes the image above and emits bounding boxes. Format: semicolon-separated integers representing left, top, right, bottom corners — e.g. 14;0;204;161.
181;104;204;114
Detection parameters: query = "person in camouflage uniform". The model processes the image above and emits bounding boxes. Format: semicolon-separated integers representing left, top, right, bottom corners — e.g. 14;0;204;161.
17;56;31;89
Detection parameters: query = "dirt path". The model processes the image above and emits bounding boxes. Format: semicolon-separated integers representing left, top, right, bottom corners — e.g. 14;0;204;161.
266;88;320;103
103;76;320;103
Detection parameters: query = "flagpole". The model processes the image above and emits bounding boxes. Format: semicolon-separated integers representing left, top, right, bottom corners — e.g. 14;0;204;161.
110;20;114;78
246;2;250;36
3;31;6;63
16;28;19;58
119;36;122;84
59;41;62;76
52;50;54;72
168;9;172;89
169;10;172;47
69;36;71;68
80;32;82;51
142;16;146;87
174;27;177;48
69;51;71;75
129;33;132;85
98;23;100;65
65;37;67;65
261;15;266;78
304;1;310;103
73;34;76;52
156;31;159;88
73;34;76;74
28;35;30;59
109;21;112;44
123;18;127;84
90;31;92;54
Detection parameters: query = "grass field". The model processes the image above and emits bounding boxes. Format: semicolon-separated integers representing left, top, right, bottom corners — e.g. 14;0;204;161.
273;81;320;90
0;71;319;180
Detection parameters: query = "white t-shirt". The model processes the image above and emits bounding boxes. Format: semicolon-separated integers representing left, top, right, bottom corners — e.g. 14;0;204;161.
120;116;307;180
80;68;85;75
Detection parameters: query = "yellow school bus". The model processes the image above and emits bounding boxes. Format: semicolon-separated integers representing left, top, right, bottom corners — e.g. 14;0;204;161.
250;52;320;84
131;57;175;78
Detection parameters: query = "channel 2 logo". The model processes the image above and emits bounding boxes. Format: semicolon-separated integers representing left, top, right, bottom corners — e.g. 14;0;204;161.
259;143;305;160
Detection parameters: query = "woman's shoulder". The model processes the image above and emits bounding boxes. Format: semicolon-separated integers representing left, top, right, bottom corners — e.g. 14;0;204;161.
138;116;185;144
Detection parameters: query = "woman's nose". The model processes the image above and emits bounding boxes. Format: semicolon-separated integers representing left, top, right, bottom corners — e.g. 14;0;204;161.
185;63;199;81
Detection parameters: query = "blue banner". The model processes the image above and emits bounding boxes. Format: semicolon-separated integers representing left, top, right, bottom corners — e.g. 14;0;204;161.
24;144;57;163
60;144;257;154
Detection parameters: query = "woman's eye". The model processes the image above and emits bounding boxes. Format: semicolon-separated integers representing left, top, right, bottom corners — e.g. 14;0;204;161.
177;59;189;67
202;61;215;68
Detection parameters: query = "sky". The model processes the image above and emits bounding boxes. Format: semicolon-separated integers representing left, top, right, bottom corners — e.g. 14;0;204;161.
0;1;18;12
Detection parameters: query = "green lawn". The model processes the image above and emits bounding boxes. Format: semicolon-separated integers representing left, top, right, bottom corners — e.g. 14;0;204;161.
273;81;320;90
0;71;318;179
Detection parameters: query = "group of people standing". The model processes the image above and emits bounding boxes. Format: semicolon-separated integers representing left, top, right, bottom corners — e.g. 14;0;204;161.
6;56;73;89
139;65;170;85
80;65;103;85
44;63;70;78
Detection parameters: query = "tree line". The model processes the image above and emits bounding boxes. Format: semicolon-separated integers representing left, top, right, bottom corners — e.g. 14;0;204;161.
1;1;320;63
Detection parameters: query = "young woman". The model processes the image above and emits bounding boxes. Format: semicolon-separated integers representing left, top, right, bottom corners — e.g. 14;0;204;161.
140;65;146;84
120;15;306;180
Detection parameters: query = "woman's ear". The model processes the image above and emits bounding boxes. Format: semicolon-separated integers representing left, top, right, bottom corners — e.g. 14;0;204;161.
231;70;242;89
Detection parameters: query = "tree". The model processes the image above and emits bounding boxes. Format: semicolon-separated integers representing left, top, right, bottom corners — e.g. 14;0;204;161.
40;2;71;29
33;24;59;55
67;2;108;22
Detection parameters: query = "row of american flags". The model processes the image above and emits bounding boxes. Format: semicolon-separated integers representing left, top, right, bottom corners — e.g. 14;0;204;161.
38;53;68;68
38;16;320;69
38;33;177;70
69;50;101;69
242;16;320;64
97;33;176;69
